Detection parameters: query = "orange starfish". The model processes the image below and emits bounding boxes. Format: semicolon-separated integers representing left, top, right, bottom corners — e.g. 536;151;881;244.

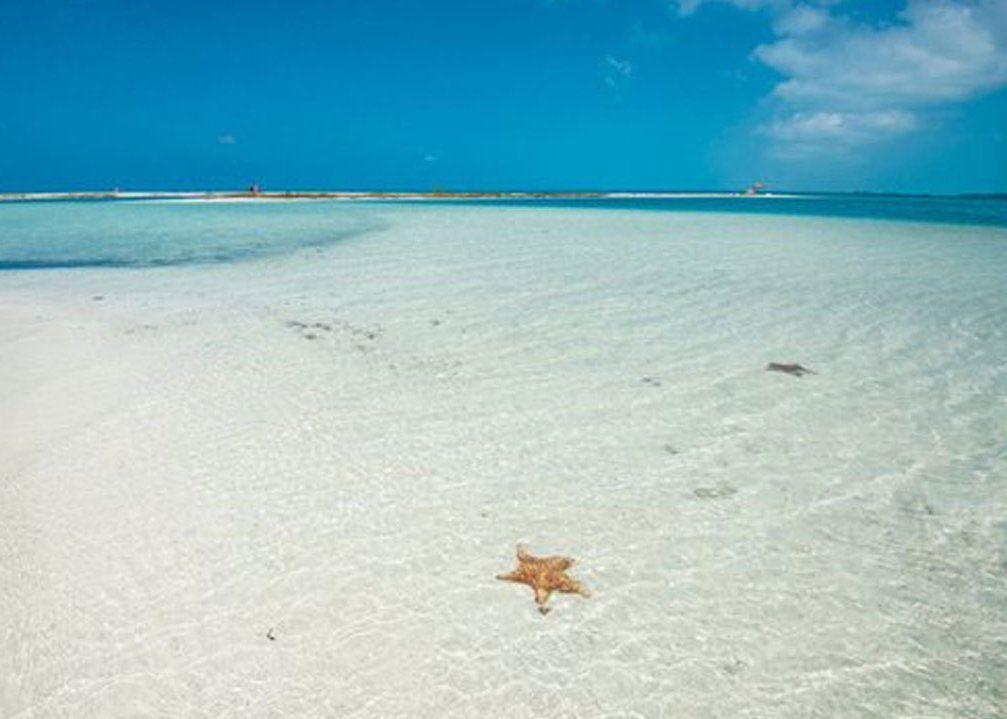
496;544;591;614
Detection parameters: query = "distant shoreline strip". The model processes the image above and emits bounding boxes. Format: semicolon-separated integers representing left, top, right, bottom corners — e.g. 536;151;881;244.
0;191;801;204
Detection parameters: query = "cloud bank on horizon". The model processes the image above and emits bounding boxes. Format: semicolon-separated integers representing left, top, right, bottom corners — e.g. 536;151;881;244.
676;0;1007;158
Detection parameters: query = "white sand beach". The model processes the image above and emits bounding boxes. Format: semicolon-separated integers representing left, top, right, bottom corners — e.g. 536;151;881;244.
2;204;1005;717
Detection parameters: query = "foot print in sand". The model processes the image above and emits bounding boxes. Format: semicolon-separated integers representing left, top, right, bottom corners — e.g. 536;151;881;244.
286;320;333;339
720;658;746;675
284;319;381;349
124;323;159;336
693;482;738;499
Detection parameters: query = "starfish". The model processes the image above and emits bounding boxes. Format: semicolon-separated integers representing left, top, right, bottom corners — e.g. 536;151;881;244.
496;544;591;614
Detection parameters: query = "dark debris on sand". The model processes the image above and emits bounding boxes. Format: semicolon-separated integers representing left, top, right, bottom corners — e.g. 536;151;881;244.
765;362;815;377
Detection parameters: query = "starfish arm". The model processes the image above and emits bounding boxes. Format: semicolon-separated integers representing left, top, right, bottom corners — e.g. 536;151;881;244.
557;576;591;597
534;585;553;608
496;570;524;582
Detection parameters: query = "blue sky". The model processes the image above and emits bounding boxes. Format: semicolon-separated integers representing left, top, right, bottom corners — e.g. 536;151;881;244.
1;0;1005;193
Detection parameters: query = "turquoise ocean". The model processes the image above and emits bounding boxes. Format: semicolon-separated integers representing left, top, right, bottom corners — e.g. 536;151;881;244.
1;195;1005;717
1;194;1005;269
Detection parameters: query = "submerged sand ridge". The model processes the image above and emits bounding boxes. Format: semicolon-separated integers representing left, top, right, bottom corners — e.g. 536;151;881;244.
2;204;1006;717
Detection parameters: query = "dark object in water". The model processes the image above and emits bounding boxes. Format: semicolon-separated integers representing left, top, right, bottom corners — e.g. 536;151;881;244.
766;362;815;377
266;628;276;641
694;482;738;499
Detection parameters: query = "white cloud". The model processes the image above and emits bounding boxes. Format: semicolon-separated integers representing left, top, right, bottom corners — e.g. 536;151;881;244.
605;55;634;77
679;0;1007;153
771;4;828;36
676;0;787;16
758;110;917;163
603;54;635;88
756;1;1007;109
764;109;918;146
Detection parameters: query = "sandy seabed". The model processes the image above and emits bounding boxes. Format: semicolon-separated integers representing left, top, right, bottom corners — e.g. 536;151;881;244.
2;205;1005;718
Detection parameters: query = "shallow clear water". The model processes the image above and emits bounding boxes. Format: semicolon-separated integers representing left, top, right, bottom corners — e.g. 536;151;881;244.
1;199;1005;716
459;194;1007;228
0;200;382;269
0;194;1005;269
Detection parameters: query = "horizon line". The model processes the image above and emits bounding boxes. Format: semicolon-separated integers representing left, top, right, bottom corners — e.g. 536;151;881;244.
2;188;1006;202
